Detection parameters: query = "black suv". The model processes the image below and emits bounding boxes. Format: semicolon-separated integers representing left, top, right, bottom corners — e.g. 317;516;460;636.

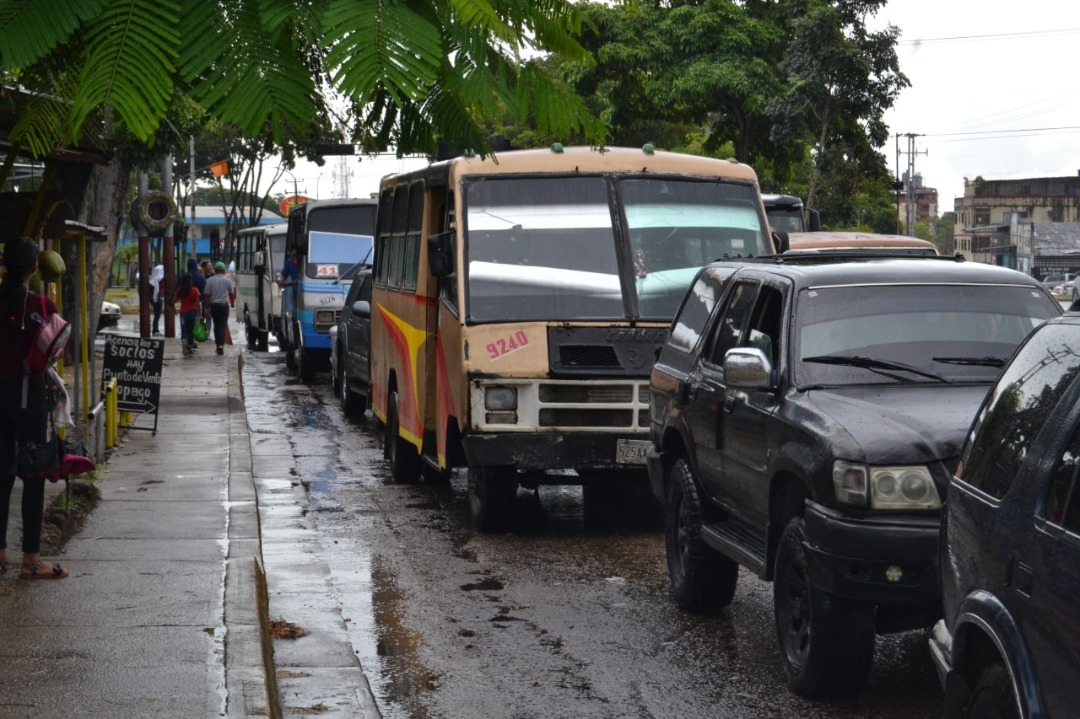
330;265;373;416
647;254;1061;697
930;312;1080;719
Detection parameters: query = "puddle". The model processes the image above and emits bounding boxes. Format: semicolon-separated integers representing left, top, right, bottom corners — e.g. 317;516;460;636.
460;577;504;592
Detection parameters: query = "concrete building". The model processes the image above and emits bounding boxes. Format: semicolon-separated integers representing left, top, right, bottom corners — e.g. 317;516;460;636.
954;174;1080;280
897;172;938;230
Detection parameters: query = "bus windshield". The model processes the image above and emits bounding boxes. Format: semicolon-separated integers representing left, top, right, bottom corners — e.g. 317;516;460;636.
304;205;376;279
464;175;768;322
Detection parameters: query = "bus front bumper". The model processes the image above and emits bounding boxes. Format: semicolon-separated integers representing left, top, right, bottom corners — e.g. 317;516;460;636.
461;432;651;474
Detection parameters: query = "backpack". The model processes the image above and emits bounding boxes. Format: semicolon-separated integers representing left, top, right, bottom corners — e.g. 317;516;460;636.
25;295;71;375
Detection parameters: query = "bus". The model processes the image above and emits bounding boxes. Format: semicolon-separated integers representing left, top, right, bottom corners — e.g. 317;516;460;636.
281;198;378;382
762;193;820;233
369;145;776;531
234;222;287;350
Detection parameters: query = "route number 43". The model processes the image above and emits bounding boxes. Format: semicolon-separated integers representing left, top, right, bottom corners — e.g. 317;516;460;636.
487;330;529;360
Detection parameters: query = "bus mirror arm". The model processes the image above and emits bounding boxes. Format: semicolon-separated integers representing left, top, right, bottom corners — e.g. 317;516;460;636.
772;230;790;254
428;231;454;277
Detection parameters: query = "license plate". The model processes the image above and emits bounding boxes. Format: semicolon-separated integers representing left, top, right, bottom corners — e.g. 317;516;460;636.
616;439;651;464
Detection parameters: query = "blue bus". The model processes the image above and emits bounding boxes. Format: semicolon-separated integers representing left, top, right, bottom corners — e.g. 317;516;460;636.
281;198;378;382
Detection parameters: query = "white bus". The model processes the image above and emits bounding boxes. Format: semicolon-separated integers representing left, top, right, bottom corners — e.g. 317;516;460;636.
234;222;287;350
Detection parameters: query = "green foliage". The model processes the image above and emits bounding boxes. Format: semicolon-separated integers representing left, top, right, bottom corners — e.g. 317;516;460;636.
0;0;607;159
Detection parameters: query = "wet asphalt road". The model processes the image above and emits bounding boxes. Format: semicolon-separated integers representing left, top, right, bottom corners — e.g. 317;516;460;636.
242;349;944;719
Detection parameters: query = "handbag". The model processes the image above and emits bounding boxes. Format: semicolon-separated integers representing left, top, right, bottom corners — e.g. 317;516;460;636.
193;319;209;342
16;433;63;480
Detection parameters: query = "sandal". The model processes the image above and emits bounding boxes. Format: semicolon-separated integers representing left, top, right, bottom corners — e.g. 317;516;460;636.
20;561;68;579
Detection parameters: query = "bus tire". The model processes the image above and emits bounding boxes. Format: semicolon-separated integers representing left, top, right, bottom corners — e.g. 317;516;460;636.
257;329;269;352
385;391;420;483
245;317;258;350
298;347;316;384
284;343;296;370
468;467;517;533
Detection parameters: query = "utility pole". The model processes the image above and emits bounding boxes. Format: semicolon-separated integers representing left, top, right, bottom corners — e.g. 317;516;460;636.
898;133;928;236
189;135;197;258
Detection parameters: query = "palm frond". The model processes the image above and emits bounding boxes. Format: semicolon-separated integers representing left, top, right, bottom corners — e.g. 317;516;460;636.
0;0;104;69
179;0;320;143
69;0;180;142
323;0;443;104
515;63;605;141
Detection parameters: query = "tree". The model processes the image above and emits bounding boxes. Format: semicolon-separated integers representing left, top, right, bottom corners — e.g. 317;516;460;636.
0;0;607;160
767;0;908;211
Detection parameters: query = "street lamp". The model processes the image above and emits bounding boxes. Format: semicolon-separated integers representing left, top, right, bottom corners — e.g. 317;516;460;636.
315;173;324;199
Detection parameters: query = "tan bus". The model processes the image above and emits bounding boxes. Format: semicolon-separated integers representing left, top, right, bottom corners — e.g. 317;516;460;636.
370;145;775;531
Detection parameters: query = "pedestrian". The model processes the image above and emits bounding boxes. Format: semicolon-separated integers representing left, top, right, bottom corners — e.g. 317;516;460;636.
148;262;165;336
204;261;234;355
187;258;206;351
174;271;200;356
0;237;68;580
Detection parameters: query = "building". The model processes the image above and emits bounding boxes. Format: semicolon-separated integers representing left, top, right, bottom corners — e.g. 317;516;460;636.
897;172;938;230
954;174;1080;280
119;204;283;256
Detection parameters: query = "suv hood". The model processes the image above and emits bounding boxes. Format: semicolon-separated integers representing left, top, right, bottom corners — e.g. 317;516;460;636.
804;385;990;465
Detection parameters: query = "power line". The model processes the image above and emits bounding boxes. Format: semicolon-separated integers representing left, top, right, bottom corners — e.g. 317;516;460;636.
900;27;1080;45
926;125;1080;138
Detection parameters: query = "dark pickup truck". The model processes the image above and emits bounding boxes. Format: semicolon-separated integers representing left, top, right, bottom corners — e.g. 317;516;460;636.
647;253;1061;697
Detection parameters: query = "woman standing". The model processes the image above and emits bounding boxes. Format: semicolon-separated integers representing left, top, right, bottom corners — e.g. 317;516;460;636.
0;237;68;579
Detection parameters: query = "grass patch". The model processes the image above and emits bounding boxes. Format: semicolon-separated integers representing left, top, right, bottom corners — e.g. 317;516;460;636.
40;479;101;556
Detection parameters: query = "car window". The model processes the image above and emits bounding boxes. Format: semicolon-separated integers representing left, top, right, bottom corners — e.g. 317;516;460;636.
358;274;372;302
744;285;783;366
1047;425;1080;532
706;280;757;365
668;269;734;353
959;323;1080;499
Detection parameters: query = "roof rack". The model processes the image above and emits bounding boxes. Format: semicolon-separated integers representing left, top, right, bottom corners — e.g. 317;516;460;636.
748;251;968;265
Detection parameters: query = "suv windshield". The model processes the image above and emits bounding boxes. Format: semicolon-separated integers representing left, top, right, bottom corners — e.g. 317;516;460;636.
795;284;1059;386
464;175;768;323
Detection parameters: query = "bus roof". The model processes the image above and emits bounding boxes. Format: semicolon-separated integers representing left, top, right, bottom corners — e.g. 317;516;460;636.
380;146;760;189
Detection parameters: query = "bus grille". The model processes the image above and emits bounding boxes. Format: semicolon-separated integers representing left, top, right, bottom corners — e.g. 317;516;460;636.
533;381;649;429
540;408;634;428
558;345;620;368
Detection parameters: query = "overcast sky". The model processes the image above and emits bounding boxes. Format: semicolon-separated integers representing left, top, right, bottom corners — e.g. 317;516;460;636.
275;1;1080;215
873;0;1080;212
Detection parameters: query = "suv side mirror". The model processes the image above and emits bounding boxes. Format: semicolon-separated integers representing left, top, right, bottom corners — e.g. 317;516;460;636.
428;231;454;277
352;300;371;319
806;208;821;232
724;347;774;390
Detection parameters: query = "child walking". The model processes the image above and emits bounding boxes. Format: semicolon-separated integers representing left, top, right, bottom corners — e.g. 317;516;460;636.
174;271;200;356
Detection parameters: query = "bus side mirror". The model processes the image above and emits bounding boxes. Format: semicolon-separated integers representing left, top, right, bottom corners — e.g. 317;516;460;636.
772;230;790;254
806;208;821;232
253;251;265;270
428;231;454;277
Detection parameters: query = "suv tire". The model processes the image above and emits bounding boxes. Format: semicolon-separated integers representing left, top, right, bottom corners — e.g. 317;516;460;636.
665;459;738;612
960;663;1018;719
340;367;364;417
774;516;875;697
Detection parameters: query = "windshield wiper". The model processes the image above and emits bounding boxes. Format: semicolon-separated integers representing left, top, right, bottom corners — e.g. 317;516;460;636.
932;356;1007;368
802;355;950;383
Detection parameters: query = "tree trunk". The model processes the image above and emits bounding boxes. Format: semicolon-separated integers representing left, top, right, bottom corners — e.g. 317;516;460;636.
81;152;133;324
805;100;831;211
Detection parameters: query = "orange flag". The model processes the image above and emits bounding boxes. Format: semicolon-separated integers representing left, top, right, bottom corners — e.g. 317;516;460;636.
209;160;229;178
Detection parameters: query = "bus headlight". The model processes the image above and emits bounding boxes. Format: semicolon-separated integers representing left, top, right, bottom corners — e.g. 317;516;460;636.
315;309;336;332
485;387;517;411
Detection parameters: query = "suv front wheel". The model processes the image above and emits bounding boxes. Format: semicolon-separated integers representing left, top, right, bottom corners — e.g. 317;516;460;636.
665;458;738;612
773;516;875;697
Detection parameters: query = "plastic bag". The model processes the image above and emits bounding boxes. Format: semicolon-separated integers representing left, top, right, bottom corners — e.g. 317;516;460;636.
193;319;209;342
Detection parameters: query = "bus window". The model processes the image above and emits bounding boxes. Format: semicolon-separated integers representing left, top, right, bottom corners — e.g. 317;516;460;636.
403;183;424;292
376;188;393;287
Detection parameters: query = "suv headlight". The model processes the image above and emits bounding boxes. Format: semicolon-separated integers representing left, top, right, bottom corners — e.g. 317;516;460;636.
833;461;941;510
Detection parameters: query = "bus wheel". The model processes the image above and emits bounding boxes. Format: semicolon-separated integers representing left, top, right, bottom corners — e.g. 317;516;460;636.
284;346;296;370
385;391;420;483
468;467;517;533
257;329;269;352
298;347;316;384
245;319;258;350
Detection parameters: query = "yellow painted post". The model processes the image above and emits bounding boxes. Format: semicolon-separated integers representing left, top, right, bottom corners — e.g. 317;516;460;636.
105;378;118;448
120;410;132;428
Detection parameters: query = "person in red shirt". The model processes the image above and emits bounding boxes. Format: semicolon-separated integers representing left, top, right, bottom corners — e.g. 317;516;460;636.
174;270;201;356
0;237;68;579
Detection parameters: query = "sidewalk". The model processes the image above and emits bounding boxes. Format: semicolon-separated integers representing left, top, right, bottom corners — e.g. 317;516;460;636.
0;326;276;718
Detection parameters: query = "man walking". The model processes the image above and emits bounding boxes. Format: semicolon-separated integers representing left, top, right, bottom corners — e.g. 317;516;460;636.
204;262;234;355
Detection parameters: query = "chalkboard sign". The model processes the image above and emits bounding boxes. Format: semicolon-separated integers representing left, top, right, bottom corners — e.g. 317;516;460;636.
102;335;164;434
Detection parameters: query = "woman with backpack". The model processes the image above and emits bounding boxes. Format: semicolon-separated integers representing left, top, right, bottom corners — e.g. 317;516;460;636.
0;237;68;579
